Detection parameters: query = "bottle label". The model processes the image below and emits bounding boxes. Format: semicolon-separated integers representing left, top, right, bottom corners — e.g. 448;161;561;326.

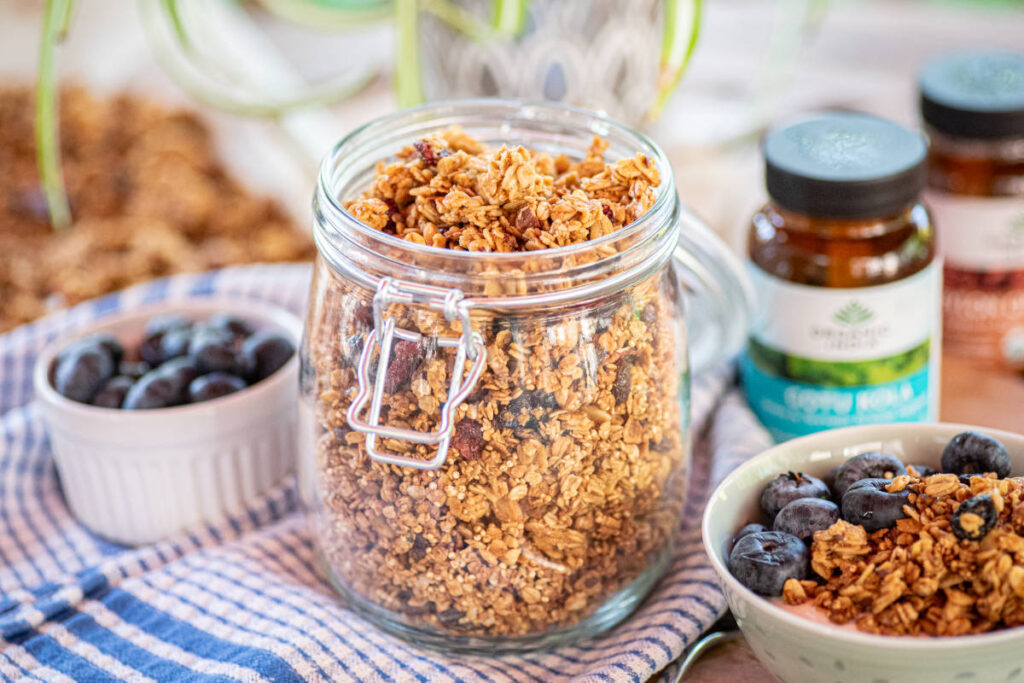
926;191;1024;366
740;263;941;442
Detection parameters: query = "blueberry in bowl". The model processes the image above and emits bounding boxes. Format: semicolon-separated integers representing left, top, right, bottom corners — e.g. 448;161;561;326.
703;423;1024;683
34;299;302;545
49;312;294;411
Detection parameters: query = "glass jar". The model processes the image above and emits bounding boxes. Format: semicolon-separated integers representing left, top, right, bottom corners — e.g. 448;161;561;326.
299;100;751;652
741;113;940;442
919;51;1024;368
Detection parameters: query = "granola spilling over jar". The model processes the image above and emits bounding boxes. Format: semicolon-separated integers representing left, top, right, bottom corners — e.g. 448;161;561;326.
300;102;749;652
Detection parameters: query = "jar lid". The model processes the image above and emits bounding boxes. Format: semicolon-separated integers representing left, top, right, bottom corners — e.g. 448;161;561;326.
763;113;927;219
919;51;1024;140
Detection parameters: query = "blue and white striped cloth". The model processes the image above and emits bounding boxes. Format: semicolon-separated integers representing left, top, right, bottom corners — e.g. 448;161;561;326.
0;264;771;682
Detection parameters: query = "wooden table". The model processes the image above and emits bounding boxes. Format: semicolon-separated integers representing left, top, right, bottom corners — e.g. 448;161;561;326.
688;355;1024;682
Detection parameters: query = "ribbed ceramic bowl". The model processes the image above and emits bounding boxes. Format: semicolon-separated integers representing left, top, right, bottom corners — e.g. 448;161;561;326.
34;298;301;546
702;423;1024;683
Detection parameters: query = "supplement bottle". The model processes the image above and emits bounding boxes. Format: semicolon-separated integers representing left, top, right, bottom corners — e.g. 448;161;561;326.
741;113;940;442
920;51;1024;368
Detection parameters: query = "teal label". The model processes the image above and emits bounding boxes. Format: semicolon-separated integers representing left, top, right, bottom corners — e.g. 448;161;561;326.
740;347;931;442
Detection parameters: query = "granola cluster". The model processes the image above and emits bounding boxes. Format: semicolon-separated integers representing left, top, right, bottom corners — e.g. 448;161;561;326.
342;127;660;252
0;87;313;333
783;471;1024;636
308;131;686;637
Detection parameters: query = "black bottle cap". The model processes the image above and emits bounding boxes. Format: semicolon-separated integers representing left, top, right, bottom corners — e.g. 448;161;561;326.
764;113;927;219
919;51;1024;140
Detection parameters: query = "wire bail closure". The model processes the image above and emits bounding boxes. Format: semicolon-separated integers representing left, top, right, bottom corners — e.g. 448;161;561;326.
346;277;487;470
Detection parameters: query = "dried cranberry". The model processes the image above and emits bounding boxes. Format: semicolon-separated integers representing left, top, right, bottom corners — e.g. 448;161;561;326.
413;140;438;166
452;418;484;460
601;203;614;220
382;198;402;235
612;356;633;404
383;340;424;393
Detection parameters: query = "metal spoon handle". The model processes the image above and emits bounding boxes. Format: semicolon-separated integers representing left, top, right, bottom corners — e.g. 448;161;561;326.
671;629;743;682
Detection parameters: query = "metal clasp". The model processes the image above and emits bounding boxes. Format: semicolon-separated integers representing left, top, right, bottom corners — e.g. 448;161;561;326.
346;277;486;470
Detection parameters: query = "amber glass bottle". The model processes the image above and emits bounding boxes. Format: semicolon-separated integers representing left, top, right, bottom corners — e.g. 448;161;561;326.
920;51;1024;368
741;113;939;442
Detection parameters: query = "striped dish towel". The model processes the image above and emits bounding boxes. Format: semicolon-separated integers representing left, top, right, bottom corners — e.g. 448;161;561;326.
0;264;771;682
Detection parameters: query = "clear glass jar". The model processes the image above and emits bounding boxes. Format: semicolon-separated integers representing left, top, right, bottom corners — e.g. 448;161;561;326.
299;100;751;652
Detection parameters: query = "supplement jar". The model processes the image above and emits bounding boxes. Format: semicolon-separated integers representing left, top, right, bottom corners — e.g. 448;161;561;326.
299;100;751;652
920;51;1024;368
741;113;940;442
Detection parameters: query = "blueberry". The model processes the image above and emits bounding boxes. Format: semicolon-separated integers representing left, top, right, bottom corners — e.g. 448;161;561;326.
950;493;998;541
773;498;840;544
140;315;192;365
118;361;151;380
189;327;239;374
123;370;182;410
959;473;987;487
238;331;294;382
941;431;1011;478
728;531;809;596
93;334;124;366
145;314;191;337
123;358;198;409
832;453;907;498
91;376;136;409
158;326;193;363
841;478;910;533
54;339;116;403
158;357;201;397
208;313;254;340
759;472;830;522
731;523;767;549
909;464;936;478
187;372;247;404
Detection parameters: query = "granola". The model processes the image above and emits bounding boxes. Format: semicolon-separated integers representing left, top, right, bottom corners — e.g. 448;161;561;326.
0;87;313;333
307;130;686;637
784;472;1024;636
342;128;660;252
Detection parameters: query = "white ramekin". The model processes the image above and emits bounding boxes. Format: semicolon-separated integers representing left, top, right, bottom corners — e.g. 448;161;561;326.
702;422;1024;683
34;298;302;546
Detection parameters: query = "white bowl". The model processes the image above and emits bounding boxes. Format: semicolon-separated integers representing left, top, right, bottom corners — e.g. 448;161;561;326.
702;422;1024;683
34;298;302;546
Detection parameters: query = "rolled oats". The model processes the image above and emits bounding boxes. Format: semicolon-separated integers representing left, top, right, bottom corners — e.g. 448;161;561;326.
308;130;686;637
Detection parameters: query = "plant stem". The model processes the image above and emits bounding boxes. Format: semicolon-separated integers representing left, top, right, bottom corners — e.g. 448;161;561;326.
491;0;527;37
394;0;424;106
650;0;702;121
36;0;74;231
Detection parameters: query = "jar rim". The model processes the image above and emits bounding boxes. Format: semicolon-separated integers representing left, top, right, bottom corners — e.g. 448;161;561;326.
314;98;677;265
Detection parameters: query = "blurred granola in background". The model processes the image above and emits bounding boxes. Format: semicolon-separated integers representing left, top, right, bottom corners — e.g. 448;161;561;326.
0;86;314;333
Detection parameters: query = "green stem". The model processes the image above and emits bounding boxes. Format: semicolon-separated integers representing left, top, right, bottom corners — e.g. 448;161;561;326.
421;0;494;41
394;0;424;106
491;0;527;36
36;0;74;231
649;0;702;121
